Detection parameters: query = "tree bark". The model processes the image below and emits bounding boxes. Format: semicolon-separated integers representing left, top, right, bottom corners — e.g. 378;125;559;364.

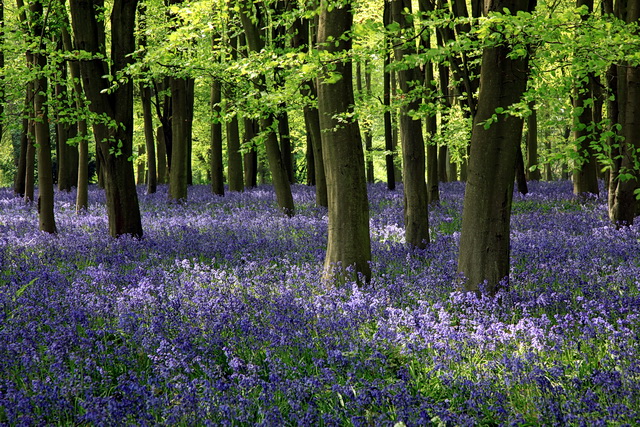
392;0;430;249
210;78;225;196
69;0;143;238
302;83;328;206
15;116;28;198
227;113;244;192
457;0;535;295
243;118;258;188
30;0;57;234
526;103;542;180
515;143;529;195
318;0;371;284
169;77;194;201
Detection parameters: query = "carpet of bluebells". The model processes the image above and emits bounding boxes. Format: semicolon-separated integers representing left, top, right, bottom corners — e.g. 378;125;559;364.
1;181;639;426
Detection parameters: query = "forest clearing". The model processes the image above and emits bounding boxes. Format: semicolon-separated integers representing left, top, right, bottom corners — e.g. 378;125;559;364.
1;181;638;425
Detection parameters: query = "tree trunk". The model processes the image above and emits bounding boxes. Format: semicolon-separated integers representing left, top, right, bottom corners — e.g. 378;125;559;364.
262;114;295;215
210;78;225;196
227;114;244;192
156;126;168;184
61;19;90;211
611;0;640;225
302;83;328;207
15;117;28;198
515;143;529;195
55;55;77;192
572;0;599;196
69;0;143;238
392;0;429;249
31;0;56;233
169;77;194;200
277;109;295;183
243;118;258;188
457;0;535;295
318;0;371;284
141;84;157;193
24;111;36;204
238;0;294;214
136;143;145;185
383;1;396;191
526;103;542;180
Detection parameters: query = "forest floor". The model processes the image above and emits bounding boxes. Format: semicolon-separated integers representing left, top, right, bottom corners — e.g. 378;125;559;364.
0;181;638;425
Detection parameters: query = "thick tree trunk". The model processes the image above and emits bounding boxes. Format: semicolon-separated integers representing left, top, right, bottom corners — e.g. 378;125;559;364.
457;0;535;295
610;0;639;225
318;0;371;284
69;0;143;238
227;114;244;192
392;0;429;249
210;78;224;196
169;76;194;200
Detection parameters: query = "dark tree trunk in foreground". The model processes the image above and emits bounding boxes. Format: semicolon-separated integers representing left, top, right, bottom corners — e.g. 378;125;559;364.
69;0;143;238
392;0;429;248
318;0;371;284
610;0;640;225
457;0;535;295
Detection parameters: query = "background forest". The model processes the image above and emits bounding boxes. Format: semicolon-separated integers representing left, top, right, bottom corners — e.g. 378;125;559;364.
1;0;640;423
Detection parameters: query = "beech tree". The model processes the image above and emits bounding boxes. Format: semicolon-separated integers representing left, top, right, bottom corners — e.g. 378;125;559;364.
68;0;143;237
457;0;536;295
391;0;429;249
317;0;371;283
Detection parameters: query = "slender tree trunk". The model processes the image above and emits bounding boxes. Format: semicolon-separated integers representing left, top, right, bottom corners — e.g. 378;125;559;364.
383;1;396;191
572;0;599;196
15;117;28;197
31;0;56;233
526;102;542;180
243;118;258;188
136;143;145;185
277;109;295;183
141;84;157;193
210;78;224;196
457;0;535;295
25;110;36;203
238;0;294;214
515;143;529;195
318;0;371;283
392;0;429;249
69;0;143;237
156;126;168;184
302;83;328;206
